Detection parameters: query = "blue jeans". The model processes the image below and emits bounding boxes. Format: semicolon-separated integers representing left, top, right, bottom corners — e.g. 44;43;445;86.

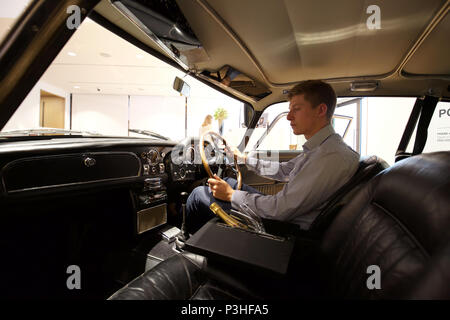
186;177;262;233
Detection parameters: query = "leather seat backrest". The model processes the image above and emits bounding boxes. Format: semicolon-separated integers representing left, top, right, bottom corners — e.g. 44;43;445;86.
309;156;388;235
320;152;450;299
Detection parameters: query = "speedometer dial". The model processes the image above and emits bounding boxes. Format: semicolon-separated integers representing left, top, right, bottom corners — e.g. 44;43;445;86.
147;149;160;164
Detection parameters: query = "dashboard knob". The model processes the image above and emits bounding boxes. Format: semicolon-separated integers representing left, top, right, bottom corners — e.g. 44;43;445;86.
179;167;186;179
84;157;96;167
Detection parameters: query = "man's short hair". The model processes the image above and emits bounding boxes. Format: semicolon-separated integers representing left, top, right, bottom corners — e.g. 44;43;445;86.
288;80;337;120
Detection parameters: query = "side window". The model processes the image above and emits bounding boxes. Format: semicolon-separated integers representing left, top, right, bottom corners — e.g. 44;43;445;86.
256;113;306;151
249;100;357;152
244;102;304;152
422;101;450;153
246;97;440;165
333;99;360;152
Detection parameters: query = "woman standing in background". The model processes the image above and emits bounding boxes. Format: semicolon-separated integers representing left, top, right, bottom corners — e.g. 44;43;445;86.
199;114;213;137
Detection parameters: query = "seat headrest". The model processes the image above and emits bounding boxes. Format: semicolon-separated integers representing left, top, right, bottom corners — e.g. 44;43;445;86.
372;152;450;254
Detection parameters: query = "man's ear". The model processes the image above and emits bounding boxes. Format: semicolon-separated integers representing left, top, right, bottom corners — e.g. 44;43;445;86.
317;103;328;118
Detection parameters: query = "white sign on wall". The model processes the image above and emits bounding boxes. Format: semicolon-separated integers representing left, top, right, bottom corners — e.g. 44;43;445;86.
425;103;450;152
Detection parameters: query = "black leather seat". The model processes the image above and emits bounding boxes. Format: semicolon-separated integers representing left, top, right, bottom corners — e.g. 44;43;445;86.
262;155;388;237
319;151;450;299
308;155;388;235
109;152;450;299
108;251;260;300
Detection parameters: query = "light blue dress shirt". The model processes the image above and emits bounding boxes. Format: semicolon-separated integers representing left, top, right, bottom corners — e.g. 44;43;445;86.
231;124;360;230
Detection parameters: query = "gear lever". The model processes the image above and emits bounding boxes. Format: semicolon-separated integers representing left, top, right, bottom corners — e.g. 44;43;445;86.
179;191;189;240
175;192;189;250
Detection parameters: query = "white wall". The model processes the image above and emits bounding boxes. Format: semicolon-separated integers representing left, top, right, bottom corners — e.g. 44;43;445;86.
128;94;243;143
2;80;70;131
129;95;185;141
364;97;415;165
72;94;128;136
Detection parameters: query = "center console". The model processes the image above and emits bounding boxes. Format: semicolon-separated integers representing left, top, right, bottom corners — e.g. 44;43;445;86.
185;218;296;276
131;176;168;235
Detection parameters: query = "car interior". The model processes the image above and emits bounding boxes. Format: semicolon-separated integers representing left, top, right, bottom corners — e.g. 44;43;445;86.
0;0;449;300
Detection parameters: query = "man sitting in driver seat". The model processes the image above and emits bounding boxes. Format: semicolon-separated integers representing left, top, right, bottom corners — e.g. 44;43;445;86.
186;80;360;232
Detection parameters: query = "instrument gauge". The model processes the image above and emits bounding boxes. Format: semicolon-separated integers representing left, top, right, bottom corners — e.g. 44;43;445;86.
147;149;160;165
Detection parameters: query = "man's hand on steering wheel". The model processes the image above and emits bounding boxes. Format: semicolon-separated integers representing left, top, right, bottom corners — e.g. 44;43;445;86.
200;132;264;231
208;174;234;202
200;130;242;190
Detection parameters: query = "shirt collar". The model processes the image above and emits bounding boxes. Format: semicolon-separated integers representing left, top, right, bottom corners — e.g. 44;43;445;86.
303;124;335;151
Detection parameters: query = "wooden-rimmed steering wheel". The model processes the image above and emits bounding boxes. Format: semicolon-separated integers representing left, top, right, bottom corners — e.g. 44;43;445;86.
199;131;266;232
199;130;242;190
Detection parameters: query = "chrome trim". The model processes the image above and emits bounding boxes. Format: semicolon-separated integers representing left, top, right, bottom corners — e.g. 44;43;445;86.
5;176;140;194
136;203;167;234
253;112;288;150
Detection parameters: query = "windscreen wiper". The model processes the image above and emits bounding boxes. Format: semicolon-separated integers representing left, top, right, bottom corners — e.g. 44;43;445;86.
129;129;169;140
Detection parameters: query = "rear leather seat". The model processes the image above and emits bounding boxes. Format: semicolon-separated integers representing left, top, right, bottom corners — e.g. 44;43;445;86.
319;151;450;298
109;152;450;299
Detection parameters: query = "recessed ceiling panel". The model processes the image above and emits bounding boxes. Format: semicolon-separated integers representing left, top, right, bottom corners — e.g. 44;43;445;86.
403;12;450;76
199;0;445;83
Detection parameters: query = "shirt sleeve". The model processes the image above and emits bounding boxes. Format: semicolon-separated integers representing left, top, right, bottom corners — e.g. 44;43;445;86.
245;153;299;182
231;152;357;223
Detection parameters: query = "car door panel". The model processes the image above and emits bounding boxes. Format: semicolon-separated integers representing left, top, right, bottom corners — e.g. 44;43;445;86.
238;150;302;194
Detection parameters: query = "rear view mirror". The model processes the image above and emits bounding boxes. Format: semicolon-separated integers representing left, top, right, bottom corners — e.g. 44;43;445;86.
173;77;190;97
243;103;254;128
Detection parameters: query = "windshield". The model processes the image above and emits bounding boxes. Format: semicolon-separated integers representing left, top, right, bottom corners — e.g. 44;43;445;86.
1;14;247;144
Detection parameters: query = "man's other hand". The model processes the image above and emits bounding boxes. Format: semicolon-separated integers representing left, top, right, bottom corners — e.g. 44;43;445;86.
208;174;235;202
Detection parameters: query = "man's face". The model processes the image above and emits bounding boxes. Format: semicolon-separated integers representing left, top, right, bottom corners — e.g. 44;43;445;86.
287;94;322;137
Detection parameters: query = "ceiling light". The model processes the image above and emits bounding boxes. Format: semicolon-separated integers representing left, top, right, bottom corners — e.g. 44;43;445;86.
136;54;144;59
73;86;80;89
67;51;77;57
350;81;378;92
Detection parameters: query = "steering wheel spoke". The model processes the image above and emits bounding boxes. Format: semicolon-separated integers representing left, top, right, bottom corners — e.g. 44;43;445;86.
199;130;242;190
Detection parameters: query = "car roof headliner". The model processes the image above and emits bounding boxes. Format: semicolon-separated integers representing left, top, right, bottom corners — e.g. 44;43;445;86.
26;0;450;112
95;0;450;110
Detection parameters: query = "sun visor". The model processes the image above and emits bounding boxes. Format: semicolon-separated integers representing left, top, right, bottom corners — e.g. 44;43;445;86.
112;0;209;68
201;65;272;101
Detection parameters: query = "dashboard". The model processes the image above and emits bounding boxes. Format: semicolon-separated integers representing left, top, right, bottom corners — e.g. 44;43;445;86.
0;137;207;235
0;137;202;193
